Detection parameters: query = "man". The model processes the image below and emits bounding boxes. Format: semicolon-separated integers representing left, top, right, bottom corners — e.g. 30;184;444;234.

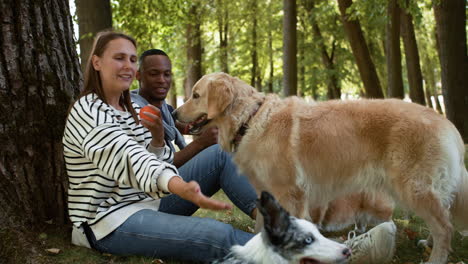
131;49;258;219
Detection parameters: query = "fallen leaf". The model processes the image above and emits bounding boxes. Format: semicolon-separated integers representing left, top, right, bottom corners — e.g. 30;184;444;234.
152;259;164;264
45;248;60;255
403;228;418;240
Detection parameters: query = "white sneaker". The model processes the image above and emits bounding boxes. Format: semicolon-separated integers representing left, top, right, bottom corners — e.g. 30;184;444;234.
344;221;397;264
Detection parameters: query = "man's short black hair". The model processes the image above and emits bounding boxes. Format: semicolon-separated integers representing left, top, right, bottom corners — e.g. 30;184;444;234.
138;49;169;70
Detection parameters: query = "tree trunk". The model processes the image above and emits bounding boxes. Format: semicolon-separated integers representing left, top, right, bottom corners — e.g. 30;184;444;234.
217;0;229;73
250;0;259;88
424;84;434;109
0;0;81;228
267;1;274;94
169;79;177;108
400;4;425;105
434;0;468;142
75;0;112;73
184;4;203;101
386;0;404;99
282;0;297;96
298;30;305;97
337;0;384;98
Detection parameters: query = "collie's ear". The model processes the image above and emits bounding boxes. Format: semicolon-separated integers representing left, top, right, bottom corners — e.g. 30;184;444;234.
257;191;291;246
207;75;234;119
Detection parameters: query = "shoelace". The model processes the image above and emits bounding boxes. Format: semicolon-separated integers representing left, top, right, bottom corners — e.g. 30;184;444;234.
346;231;374;261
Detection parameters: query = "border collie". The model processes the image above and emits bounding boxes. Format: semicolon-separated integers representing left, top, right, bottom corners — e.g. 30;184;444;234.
214;192;351;264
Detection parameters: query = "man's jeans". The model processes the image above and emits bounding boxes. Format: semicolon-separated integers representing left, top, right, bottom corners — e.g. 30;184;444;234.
91;145;257;262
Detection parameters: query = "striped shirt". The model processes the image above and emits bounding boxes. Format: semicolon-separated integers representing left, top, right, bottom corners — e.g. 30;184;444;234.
63;93;179;241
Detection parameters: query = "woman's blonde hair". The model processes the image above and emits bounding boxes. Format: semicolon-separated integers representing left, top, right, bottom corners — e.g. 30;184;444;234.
78;30;139;123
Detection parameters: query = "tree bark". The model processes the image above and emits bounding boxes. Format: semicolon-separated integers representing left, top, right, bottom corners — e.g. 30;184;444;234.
337;0;383;98
0;0;81;228
75;0;112;72
298;30;305;97
217;0;229;73
386;0;404;99
169;79;177;108
400;4;425;105
250;0;259;89
184;4;203;101
282;0;297;96
267;1;274;94
434;0;468;142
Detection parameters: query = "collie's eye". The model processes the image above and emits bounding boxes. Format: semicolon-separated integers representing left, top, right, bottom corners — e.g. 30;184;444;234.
304;236;314;245
193;93;200;99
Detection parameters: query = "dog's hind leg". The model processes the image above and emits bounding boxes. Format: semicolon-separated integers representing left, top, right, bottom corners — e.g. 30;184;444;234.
399;189;452;264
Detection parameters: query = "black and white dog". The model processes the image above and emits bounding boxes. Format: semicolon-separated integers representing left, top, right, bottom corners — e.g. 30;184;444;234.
214;192;351;264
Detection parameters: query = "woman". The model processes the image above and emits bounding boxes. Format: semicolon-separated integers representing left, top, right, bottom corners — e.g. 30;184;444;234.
63;31;255;262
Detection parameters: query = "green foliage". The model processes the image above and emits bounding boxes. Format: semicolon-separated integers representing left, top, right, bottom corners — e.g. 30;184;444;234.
109;0;442;100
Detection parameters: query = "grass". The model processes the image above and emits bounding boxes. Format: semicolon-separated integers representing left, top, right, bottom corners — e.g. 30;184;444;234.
3;150;467;264
24;192;468;264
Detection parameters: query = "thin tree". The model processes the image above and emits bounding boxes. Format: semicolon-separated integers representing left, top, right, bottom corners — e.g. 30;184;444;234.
283;0;298;96
0;0;81;260
386;0;404;99
75;0;112;72
250;0;259;89
306;0;341;99
184;3;203;100
267;0;275;93
400;2;425;105
216;0;229;73
337;0;383;98
434;0;468;142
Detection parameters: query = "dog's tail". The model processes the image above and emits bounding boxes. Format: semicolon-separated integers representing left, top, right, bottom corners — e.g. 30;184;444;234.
451;165;468;231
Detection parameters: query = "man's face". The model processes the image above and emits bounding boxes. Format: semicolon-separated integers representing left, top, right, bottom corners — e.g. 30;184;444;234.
138;55;172;104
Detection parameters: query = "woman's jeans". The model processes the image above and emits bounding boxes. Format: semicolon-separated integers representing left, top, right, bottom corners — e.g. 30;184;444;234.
90;145;257;262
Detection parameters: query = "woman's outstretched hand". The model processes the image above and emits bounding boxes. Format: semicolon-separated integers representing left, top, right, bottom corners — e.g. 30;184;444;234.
168;177;232;211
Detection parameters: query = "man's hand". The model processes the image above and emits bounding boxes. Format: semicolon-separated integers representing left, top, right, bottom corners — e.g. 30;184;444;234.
140;105;165;147
168;177;232;211
194;127;218;149
173;127;218;168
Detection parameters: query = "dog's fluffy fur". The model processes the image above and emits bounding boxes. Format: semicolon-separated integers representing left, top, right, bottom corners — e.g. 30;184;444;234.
175;72;468;263
309;192;394;232
213;191;350;264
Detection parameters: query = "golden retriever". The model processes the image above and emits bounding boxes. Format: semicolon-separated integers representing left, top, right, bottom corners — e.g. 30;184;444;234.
173;72;468;264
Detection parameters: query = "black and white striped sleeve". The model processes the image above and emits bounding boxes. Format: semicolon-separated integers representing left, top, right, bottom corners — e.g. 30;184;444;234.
81;122;178;197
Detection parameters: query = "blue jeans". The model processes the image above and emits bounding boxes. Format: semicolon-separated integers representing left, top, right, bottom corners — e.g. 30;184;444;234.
90;145;257;262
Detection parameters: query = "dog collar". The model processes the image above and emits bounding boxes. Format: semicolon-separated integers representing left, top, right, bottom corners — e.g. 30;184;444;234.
231;101;263;152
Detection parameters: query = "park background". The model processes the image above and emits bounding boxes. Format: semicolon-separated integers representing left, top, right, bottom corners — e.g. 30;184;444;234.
0;0;467;263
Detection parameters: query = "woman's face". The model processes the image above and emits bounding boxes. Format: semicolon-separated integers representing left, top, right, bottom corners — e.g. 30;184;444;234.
92;38;137;97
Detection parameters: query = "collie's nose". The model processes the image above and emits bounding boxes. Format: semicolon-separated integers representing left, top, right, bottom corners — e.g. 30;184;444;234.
342;248;351;258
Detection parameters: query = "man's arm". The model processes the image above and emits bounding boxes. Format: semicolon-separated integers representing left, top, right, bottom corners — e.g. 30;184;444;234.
173;127;218;168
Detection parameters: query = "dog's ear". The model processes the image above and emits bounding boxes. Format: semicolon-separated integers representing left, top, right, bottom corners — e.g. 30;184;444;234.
207;75;234;119
257;191;291;246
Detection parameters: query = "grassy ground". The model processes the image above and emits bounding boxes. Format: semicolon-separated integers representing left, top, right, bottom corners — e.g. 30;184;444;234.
21;192;468;264
3;152;467;264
